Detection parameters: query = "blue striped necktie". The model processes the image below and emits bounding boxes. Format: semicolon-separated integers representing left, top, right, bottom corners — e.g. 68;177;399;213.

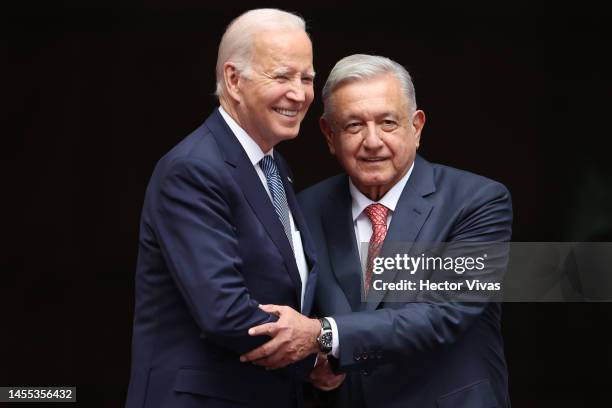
259;155;294;252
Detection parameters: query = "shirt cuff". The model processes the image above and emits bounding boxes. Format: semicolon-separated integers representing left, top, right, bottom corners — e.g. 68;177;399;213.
327;316;340;358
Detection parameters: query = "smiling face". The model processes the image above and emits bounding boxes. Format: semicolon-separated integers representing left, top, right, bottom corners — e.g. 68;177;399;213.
321;73;425;200
224;29;314;152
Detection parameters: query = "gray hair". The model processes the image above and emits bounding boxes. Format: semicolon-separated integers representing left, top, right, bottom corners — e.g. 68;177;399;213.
322;54;417;118
215;8;306;98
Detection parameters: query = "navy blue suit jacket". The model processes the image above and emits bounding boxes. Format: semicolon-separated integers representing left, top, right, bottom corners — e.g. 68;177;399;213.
126;109;318;408
298;155;512;408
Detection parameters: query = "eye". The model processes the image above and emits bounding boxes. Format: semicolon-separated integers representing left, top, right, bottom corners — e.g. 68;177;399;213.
381;120;398;131
301;75;314;85
275;75;290;82
345;122;363;133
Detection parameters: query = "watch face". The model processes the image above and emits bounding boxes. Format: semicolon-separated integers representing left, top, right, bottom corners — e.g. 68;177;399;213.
321;332;332;349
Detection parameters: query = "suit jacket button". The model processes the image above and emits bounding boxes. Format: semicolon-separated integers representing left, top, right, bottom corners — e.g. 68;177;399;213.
361;369;371;376
362;352;368;360
354;353;361;361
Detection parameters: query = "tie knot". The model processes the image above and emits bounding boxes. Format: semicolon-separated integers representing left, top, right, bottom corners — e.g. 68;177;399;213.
259;155;279;178
364;203;389;226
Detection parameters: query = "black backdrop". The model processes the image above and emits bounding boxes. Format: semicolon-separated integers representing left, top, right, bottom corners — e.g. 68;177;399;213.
5;1;612;406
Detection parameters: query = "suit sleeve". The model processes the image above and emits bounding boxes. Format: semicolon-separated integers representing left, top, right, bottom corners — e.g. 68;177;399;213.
154;157;276;354
331;181;512;371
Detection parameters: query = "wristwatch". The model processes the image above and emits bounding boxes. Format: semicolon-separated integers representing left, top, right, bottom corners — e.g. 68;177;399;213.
317;318;333;354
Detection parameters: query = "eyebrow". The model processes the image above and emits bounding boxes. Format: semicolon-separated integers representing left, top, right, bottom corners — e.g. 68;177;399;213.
337;112;400;123
270;67;316;77
271;67;292;76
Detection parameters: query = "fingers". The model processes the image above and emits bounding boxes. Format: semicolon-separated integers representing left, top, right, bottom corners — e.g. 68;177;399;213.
258;304;286;316
240;333;306;369
310;357;345;391
240;337;281;362
240;345;294;370
311;368;346;391
323;373;346;391
242;306;317;368
247;322;277;337
249;354;288;370
314;352;328;368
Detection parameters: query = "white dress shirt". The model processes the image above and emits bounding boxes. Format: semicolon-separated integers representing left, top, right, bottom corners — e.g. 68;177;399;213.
218;107;309;309
328;163;415;357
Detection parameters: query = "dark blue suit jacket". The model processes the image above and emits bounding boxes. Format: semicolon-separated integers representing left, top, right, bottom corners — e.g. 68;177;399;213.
298;155;512;408
126;109;318;408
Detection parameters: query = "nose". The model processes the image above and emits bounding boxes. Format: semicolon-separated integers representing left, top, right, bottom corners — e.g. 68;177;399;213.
363;123;384;149
286;79;307;103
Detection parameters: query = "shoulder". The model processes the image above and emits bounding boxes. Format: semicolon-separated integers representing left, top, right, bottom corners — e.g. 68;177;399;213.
165;121;223;163
426;159;511;204
150;121;231;192
423;159;513;239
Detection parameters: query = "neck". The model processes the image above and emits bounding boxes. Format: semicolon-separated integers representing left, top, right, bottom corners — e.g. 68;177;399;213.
219;96;240;127
357;165;411;201
362;187;388;202
219;97;272;153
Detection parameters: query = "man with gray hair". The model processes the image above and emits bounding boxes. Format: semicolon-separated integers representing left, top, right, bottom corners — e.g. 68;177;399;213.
243;54;512;407
126;9;325;408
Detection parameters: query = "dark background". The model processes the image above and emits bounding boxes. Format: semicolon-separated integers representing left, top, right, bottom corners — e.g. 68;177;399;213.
5;1;612;406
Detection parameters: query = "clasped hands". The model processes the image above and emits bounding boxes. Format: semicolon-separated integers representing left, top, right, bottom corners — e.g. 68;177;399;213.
240;304;345;390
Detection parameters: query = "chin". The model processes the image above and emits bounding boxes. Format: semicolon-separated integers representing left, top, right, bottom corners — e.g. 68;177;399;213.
363;173;391;185
354;177;382;188
276;127;301;141
279;132;299;141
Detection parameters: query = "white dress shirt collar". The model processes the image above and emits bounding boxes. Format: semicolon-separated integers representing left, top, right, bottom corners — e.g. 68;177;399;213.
349;162;415;221
218;106;273;164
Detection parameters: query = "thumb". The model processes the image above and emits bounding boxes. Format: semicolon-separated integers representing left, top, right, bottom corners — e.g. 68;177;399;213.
314;353;326;368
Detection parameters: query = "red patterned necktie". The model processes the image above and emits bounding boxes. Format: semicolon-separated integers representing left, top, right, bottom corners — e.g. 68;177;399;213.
364;203;389;296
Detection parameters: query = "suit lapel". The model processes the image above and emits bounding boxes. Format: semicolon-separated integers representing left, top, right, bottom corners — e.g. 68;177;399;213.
277;156;317;313
276;157;317;271
322;177;363;312
365;156;436;310
205;110;302;306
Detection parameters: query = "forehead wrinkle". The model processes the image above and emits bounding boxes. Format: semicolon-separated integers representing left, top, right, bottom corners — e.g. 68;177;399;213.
252;32;313;70
337;95;407;123
339;99;382;120
258;56;314;74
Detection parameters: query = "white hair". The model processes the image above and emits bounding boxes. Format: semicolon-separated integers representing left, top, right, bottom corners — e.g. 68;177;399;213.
215;8;306;97
322;54;417;118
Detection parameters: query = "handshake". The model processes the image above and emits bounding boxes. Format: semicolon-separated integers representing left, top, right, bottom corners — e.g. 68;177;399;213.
239;304;345;391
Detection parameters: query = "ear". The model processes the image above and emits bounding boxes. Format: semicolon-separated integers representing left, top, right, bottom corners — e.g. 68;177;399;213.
320;116;336;155
411;110;426;149
223;62;242;103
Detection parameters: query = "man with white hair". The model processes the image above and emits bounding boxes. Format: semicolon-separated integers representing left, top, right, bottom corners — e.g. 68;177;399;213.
126;9;324;408
243;54;512;407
